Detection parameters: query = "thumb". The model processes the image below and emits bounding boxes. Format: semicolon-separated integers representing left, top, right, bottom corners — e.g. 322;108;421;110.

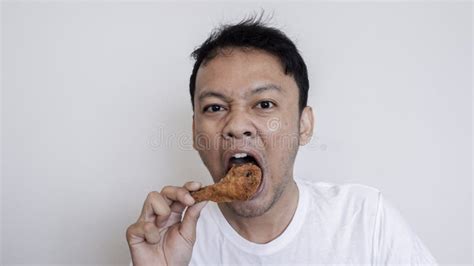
178;201;208;244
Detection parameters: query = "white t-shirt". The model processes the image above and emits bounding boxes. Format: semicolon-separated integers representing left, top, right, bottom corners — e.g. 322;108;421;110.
189;179;438;265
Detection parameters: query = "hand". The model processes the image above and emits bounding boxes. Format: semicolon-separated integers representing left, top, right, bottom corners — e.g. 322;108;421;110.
126;182;207;266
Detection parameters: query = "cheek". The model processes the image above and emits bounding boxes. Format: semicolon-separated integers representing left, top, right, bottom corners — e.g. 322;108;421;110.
194;120;221;151
194;131;212;151
260;118;299;152
259;119;299;178
194;120;223;173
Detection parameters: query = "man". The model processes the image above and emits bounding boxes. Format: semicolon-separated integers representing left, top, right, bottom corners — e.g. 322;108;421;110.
126;17;437;265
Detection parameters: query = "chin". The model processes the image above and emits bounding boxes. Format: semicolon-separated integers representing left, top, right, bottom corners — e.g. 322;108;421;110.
226;200;270;218
231;178;288;218
226;187;277;218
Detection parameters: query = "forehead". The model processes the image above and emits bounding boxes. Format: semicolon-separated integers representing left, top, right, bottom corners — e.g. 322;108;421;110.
195;48;298;99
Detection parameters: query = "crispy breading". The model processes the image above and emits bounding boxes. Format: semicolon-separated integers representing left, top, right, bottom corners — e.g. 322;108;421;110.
191;163;262;203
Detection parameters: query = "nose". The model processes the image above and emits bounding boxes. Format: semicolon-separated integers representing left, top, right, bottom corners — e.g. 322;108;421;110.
222;111;256;140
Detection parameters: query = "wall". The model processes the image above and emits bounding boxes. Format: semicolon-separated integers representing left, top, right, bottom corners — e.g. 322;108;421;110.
2;1;472;265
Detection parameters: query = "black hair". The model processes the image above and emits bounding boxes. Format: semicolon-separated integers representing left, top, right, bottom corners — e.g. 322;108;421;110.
189;14;309;113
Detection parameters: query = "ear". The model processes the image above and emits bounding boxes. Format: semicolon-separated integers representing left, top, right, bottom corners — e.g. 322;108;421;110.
299;106;314;146
192;114;197;150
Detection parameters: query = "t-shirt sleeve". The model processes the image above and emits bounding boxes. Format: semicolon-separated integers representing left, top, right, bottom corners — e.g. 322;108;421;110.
372;192;438;265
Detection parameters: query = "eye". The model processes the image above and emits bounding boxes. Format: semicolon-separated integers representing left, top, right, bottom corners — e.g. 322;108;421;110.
203;104;225;113
256;100;275;109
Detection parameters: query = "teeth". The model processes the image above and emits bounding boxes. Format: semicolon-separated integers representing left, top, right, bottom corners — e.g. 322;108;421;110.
232;153;248;159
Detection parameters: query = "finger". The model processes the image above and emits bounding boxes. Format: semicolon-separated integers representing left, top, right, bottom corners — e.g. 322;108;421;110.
126;222;145;246
170;201;187;213
154;186;194;227
161;186;195;206
139;191;171;222
126;221;161;246
183;181;202;191
143;221;162;244
179;201;208;244
156;201;187;227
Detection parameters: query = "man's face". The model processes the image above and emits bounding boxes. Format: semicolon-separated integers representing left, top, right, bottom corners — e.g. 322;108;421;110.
193;48;312;217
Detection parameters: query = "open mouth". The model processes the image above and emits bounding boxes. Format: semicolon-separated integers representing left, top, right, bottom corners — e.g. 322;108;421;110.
225;151;265;198
227;152;260;172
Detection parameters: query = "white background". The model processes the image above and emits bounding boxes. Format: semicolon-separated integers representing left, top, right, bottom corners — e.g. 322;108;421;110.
1;1;472;265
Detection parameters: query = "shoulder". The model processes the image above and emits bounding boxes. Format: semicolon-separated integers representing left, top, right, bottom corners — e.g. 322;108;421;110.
296;179;383;226
296;179;381;205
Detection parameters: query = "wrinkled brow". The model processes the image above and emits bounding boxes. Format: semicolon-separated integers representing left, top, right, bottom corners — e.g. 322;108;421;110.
198;84;282;102
249;84;282;96
198;91;231;102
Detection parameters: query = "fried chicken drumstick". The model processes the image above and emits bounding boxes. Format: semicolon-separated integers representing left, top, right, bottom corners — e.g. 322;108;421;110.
191;163;262;203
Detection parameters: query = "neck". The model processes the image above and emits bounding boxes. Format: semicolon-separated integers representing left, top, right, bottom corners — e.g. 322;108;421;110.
218;179;299;244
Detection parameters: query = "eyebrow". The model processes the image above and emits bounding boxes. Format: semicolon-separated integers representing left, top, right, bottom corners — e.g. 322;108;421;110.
198;84;283;102
198;91;231;102
250;84;282;96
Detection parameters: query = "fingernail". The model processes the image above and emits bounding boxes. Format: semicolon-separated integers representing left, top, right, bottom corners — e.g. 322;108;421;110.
185;194;195;205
